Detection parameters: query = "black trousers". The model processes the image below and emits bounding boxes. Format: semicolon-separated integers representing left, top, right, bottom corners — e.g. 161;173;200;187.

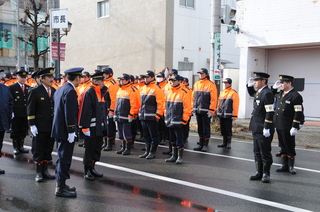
169;127;184;149
182;118;190;140
55;139;75;180
107;116;117;139
252;133;273;166
276;129;296;157
117;122;132;141
141;120;159;146
220;118;233;137
83;136;103;166
10;117;28;141
33;132;55;163
196;114;211;139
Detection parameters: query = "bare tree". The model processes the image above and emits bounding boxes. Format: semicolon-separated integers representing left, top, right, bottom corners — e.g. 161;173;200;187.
18;0;49;71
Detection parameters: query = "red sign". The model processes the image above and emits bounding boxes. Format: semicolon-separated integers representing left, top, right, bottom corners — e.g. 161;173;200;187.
52;42;66;61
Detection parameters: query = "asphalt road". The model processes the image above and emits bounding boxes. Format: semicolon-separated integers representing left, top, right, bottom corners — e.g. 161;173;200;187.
0;132;319;212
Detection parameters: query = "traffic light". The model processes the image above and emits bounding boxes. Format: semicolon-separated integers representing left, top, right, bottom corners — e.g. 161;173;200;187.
3;29;11;42
221;5;236;25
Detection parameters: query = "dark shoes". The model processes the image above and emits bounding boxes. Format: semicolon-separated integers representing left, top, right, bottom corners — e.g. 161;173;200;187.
55;180;77;198
0;169;5;174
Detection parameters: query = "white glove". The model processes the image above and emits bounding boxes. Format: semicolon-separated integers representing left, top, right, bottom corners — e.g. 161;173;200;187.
12;112;14;119
83;130;90;137
67;132;77;143
248;77;254;87
299;124;303;129
207;112;213;118
290;127;298;136
263;128;270;137
128;117;133;122
108;113;114;119
30;125;38;137
273;80;280;89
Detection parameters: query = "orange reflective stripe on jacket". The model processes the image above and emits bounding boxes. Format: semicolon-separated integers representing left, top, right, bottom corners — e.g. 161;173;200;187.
192;78;217;114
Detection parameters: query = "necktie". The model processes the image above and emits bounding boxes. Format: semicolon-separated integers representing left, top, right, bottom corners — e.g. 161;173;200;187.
47;88;50;97
21;84;24;92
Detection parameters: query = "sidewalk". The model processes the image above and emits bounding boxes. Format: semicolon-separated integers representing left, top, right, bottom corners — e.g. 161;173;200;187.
190;118;320;149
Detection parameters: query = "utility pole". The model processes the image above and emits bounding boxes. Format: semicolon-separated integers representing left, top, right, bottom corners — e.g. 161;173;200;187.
210;0;221;93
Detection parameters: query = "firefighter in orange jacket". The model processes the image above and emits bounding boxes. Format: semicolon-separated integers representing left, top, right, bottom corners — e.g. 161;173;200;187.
102;68;120;151
193;68;217;152
216;78;239;149
138;70;164;159
114;73;140;155
164;75;192;164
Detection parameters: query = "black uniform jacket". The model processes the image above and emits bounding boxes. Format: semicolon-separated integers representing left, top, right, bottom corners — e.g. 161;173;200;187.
51;82;78;140
247;85;274;134
27;84;56;132
9;83;30;117
78;86;108;138
274;88;304;131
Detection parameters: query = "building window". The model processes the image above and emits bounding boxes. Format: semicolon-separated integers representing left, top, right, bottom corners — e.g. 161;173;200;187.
97;0;109;18
97;65;109;70
179;0;195;9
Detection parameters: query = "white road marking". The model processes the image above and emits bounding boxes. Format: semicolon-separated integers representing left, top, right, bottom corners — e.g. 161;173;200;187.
2;141;315;211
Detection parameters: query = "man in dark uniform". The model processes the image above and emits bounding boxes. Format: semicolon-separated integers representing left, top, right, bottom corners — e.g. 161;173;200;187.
274;75;304;175
0;82;13;174
51;67;83;198
9;68;30;154
27;68;56;182
79;71;108;180
247;72;274;183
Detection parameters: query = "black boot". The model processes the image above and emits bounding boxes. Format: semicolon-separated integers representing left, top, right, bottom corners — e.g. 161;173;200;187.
12;140;19;154
162;142;172;155
139;144;151;158
84;165;95;180
103;138;114;151
91;162;103;177
131;137;135;148
42;161;55;179
250;161;263;180
0;169;5;174
35;162;43;182
116;140;126;154
101;137;108;149
261;164;271;183
202;138;209;152
19;139;29;153
175;148;184;164
165;147;177;162
122;141;132;155
146;145;157;159
276;156;289;172
217;136;227;148
194;138;203;151
55;179;77;197
226;137;232;149
288;157;296;175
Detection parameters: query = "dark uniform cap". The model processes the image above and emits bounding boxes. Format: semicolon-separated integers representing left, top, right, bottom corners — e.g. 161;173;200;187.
64;67;84;76
141;70;155;78
253;72;270;80
118;73;131;80
12;71;17;76
135;75;141;80
156;72;165;78
197;68;208;74
222;78;232;84
279;75;294;82
91;71;104;80
129;75;135;82
0;69;4;72
4;72;12;78
169;69;178;75
31;71;39;79
168;74;182;81
183;77;189;83
16;68;28;77
81;71;91;77
38;67;54;77
102;67;113;75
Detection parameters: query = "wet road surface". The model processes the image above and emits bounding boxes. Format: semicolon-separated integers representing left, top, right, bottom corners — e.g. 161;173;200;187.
1;132;319;212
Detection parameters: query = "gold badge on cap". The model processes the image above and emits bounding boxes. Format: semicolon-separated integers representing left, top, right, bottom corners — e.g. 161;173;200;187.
50;70;54;74
280;76;283;79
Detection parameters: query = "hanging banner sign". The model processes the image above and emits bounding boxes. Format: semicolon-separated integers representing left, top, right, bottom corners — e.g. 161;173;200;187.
52;42;66;61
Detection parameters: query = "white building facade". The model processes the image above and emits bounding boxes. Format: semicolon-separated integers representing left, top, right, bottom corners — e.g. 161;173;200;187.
60;0;239;86
236;0;320;120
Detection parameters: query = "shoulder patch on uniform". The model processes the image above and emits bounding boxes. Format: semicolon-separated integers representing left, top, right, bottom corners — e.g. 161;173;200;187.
182;88;187;93
156;85;161;89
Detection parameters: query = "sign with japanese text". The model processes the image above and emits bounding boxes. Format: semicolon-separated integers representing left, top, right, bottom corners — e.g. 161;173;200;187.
51;9;68;29
214;33;221;80
52;42;66;61
0;29;12;49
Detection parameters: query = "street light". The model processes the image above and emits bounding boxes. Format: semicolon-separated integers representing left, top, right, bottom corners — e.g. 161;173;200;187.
46;21;72;77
